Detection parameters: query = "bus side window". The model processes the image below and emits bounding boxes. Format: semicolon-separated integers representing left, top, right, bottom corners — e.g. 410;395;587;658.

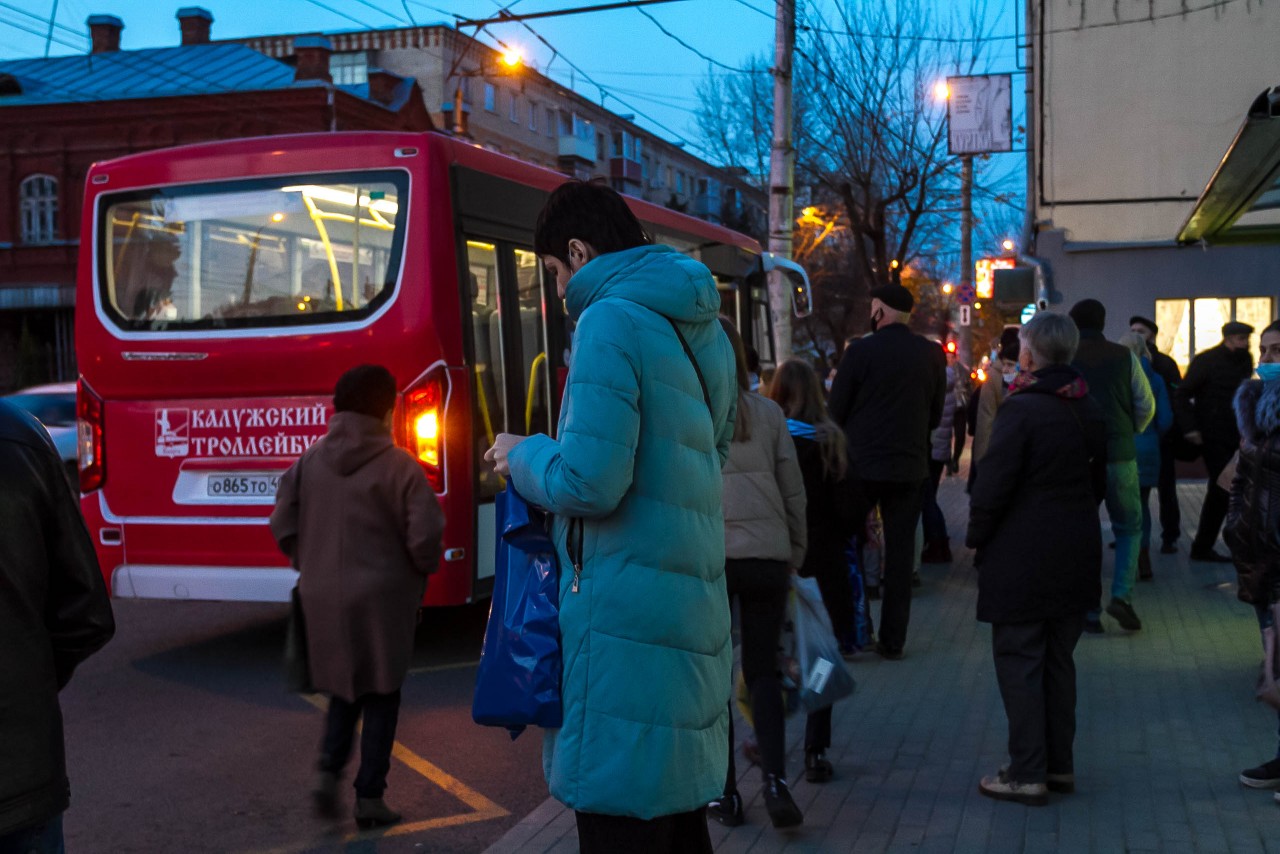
514;248;550;437
466;239;504;499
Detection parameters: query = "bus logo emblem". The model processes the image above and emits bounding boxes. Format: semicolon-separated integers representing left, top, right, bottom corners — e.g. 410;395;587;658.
156;408;190;457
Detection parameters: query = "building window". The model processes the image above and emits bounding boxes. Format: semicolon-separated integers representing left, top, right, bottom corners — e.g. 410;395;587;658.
20;174;57;244
1155;296;1275;373
484;83;496;112
597;132;606;162
545;107;556;137
641;154;651;180
529;100;537;131
665;165;673;189
328;51;368;85
676;171;685;194
509;92;519;123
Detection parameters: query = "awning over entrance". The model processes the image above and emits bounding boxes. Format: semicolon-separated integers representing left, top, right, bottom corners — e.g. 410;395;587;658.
1178;87;1280;245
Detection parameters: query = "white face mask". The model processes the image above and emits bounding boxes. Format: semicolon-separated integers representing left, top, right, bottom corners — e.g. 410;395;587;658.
1002;371;1017;385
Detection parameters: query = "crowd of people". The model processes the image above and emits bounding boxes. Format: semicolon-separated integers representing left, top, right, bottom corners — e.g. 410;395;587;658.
3;178;1277;854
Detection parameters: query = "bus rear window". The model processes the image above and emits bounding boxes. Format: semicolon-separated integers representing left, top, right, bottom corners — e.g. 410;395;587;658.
98;171;408;331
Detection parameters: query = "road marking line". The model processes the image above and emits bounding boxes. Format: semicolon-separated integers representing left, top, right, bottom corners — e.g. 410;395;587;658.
244;694;511;851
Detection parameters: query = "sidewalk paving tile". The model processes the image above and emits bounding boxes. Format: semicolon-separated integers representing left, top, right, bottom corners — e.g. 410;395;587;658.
485;474;1280;853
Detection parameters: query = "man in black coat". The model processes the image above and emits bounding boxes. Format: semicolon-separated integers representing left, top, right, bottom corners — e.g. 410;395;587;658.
828;283;946;660
0;399;114;852
1130;316;1183;554
1176;321;1255;562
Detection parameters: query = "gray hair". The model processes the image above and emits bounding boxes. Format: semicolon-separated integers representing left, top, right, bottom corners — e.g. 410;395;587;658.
1019;312;1079;367
1117;330;1148;361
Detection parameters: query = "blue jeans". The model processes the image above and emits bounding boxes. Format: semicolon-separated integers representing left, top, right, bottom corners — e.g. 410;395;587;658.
0;815;64;854
1256;605;1280;758
1089;461;1141;619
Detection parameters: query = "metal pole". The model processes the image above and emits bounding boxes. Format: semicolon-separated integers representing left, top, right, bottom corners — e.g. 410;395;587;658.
959;154;973;366
766;0;795;363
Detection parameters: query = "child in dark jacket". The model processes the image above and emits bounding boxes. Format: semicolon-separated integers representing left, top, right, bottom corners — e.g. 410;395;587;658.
768;358;859;784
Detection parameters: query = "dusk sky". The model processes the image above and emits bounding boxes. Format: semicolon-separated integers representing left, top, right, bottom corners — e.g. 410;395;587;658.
0;0;1023;165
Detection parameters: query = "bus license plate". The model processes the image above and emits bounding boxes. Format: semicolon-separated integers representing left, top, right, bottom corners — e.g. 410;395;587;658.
206;473;280;498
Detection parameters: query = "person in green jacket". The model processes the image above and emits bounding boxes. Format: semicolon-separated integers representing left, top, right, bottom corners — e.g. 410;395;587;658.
485;182;737;852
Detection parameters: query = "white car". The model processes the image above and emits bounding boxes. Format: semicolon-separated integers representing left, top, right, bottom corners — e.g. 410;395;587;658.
4;381;78;484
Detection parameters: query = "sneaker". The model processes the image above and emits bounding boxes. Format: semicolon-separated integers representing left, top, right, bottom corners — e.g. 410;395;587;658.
707;791;744;827
1105;598;1142;631
978;771;1048;806
1083;618;1104;634
1190;547;1233;563
1240;758;1280;789
762;774;803;828
804;750;833;783
1160;541;1178;555
1138;549;1153;581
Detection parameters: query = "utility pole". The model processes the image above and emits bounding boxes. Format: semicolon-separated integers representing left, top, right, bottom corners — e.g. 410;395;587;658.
767;0;796;362
959;154;973;366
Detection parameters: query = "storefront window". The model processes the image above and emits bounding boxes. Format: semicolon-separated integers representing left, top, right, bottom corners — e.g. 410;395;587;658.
1155;296;1275;373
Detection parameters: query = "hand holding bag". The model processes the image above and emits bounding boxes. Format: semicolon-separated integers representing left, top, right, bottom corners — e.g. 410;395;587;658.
472;482;562;738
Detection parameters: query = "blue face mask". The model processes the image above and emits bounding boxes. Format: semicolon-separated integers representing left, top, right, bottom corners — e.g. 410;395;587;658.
1258;363;1280;382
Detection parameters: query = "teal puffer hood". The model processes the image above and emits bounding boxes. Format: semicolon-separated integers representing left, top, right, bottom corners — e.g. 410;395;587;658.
507;242;737;819
564;243;723;323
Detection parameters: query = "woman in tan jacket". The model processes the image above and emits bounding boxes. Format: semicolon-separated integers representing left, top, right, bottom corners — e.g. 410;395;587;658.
270;364;444;829
707;319;808;831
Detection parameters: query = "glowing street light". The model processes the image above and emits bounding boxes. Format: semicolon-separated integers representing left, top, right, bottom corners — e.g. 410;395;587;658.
941;282;954;295
500;47;524;69
1001;238;1015;252
932;80;950;102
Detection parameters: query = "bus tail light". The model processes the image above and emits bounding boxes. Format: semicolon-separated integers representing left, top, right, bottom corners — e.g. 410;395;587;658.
77;379;105;492
402;373;445;492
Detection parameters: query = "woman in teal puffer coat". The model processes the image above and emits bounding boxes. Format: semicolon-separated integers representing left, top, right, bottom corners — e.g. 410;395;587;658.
485;182;737;852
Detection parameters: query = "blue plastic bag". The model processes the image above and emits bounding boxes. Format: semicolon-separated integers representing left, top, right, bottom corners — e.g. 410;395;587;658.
790;576;856;713
472;483;562;738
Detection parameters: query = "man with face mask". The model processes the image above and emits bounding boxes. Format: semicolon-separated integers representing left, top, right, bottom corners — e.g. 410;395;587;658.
1176;320;1256;563
1129;316;1183;554
828;283;946;660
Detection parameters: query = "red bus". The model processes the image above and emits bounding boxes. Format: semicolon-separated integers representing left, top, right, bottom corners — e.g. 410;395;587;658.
75;131;810;606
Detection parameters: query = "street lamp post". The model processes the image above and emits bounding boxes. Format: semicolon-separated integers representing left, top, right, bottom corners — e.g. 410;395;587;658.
959;154;973;367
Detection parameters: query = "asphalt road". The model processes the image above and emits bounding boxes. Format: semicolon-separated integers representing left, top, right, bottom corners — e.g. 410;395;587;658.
58;598;546;853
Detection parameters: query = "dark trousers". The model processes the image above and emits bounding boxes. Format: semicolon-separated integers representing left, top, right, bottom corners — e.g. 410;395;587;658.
575;808;712;854
805;705;831;753
319;689;402;799
0;815;63;854
1157;436;1181;545
1193;444;1234;552
807;552;855;646
991;615;1084;783
849;478;921;652
724;558;789;788
920;460;948;543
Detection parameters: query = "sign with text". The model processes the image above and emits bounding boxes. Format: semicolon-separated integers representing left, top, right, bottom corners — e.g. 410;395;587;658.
947;74;1013;155
975;257;1015;300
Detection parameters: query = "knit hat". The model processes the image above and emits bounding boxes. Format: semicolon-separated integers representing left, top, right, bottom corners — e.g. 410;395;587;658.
1069;298;1106;332
869;283;914;313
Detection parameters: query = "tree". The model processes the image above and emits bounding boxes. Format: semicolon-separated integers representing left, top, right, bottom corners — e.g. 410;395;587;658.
696;0;1023;351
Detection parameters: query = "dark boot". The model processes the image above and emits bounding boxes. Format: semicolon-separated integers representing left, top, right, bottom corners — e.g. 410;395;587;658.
762;773;803;828
312;770;340;819
804;750;833;783
1138;548;1153;581
354;797;401;829
920;539;953;564
706;791;744;827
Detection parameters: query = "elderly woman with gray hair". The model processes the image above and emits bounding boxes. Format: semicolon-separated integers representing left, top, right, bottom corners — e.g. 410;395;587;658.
966;312;1108;806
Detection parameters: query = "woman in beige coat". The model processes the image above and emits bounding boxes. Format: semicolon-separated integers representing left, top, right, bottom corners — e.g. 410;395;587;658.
270;364;444;829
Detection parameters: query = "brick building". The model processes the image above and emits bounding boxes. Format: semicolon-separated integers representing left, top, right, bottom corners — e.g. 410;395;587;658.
0;9;429;389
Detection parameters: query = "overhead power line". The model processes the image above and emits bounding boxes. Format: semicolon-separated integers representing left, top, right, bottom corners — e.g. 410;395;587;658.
631;4;757;73
457;0;688;27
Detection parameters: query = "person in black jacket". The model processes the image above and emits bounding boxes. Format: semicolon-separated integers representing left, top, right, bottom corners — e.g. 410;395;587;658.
967;312;1108;807
1177;321;1256;562
1227;321;1280;791
768;358;859;784
1130;316;1183;554
0;399;115;853
828;283;946;660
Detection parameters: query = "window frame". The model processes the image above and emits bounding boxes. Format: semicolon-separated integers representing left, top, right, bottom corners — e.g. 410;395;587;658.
20;173;58;245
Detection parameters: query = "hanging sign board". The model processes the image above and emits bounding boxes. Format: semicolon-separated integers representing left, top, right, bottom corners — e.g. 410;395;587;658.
947;74;1013;155
959;304;972;327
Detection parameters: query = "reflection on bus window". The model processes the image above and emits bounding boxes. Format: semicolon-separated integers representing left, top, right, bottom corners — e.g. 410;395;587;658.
514;248;550;437
100;173;406;331
752;285;774;365
467;239;505;499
